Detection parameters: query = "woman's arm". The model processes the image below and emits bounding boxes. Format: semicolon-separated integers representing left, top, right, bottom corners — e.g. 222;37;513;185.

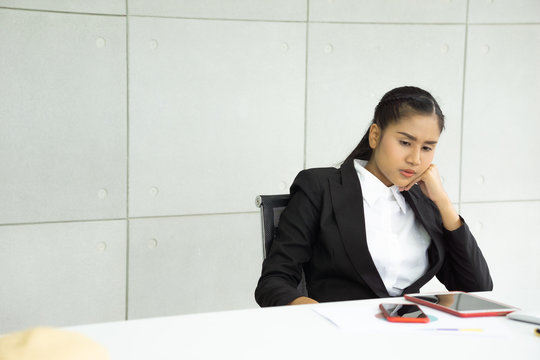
432;193;461;231
254;170;322;307
401;164;493;291
435;218;493;291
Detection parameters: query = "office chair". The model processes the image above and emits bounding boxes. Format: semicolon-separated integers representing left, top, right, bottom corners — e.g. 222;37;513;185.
255;194;308;296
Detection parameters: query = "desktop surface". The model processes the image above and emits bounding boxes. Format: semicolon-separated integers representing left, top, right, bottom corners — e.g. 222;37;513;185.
66;294;539;359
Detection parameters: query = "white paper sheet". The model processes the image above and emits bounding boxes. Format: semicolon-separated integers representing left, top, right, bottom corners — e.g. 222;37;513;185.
312;302;513;337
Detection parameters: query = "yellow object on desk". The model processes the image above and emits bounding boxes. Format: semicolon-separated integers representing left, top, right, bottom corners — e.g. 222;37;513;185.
535;328;540;337
0;327;109;360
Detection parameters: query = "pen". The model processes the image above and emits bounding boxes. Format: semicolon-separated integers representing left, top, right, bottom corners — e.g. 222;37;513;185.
423;328;483;332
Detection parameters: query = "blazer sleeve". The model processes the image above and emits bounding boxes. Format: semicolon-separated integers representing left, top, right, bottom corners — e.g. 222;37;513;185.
254;170;322;307
435;216;493;292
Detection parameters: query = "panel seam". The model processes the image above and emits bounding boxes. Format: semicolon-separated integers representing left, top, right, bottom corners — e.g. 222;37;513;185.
457;0;470;212
303;0;310;169
125;0;130;322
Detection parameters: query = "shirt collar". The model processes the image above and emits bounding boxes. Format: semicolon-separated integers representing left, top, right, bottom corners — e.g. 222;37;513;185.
353;159;408;214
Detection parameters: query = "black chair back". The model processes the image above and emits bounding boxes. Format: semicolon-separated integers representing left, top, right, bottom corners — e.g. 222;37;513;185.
255;194;308;296
255;194;291;258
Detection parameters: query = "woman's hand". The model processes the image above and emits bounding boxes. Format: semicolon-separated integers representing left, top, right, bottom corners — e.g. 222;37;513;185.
399;164;446;204
399;164;462;231
288;296;319;305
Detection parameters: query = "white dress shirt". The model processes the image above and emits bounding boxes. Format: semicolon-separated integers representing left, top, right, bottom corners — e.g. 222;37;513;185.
354;159;431;296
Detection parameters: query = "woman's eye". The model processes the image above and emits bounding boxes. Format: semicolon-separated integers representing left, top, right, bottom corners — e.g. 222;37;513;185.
422;146;432;152
399;140;410;146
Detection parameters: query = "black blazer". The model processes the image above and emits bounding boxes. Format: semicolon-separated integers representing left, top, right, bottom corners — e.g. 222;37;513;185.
255;159;493;307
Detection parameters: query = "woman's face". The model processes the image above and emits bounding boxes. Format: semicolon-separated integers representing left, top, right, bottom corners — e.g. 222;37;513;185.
365;114;441;187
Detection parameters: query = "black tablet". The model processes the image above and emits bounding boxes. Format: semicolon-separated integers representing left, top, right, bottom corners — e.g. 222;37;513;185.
404;292;518;317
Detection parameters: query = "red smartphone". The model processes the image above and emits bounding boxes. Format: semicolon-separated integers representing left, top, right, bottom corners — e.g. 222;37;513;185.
379;303;430;323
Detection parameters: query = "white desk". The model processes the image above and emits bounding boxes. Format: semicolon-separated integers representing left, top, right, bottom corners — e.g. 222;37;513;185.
69;295;539;359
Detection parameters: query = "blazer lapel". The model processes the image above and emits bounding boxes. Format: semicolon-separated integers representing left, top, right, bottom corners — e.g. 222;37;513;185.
329;159;389;298
401;188;445;288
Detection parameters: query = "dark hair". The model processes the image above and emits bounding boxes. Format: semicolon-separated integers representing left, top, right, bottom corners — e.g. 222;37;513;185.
345;86;445;162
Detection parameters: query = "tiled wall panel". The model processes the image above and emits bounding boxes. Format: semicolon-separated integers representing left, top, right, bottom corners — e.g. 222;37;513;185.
306;24;465;201
129;18;305;217
462;25;540;202
461;202;540;311
128;0;307;21
0;221;127;333
0;9;127;224
469;0;540;23
128;213;261;319
309;0;467;23
0;1;538;331
0;0;125;14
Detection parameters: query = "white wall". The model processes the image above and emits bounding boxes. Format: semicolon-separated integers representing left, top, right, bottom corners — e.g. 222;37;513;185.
0;0;538;333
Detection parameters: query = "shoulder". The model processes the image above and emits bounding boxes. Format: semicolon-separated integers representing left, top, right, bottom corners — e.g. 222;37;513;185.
289;166;341;204
292;166;340;189
297;166;340;179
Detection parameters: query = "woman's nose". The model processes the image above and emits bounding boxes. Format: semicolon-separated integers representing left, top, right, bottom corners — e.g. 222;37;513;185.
406;148;421;165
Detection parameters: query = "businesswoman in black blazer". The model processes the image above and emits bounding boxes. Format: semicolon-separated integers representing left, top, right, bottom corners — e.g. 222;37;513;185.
255;86;493;307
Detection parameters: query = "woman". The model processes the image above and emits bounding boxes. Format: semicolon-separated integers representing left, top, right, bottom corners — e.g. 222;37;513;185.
255;86;493;307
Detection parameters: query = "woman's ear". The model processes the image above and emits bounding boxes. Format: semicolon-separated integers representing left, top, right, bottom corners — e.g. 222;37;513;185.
368;124;380;150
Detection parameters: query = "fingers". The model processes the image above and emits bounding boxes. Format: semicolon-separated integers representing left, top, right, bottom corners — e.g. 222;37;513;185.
399;176;419;192
401;182;416;192
399;182;416;192
415;164;448;202
399;164;435;192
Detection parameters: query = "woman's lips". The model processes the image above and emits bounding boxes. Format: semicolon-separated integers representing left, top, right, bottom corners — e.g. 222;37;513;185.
400;169;416;178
